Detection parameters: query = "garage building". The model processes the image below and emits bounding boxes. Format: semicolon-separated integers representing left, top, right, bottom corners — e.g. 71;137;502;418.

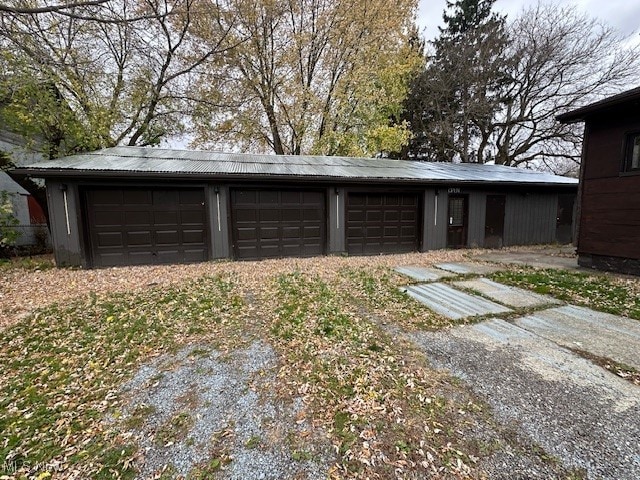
13;147;578;268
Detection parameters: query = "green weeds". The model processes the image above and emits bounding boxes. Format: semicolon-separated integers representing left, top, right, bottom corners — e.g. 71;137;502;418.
491;267;640;320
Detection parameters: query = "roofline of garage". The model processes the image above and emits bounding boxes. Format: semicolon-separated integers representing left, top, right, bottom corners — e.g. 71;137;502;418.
11;168;579;190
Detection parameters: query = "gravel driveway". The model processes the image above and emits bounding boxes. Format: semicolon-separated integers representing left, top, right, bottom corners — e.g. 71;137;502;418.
412;319;640;479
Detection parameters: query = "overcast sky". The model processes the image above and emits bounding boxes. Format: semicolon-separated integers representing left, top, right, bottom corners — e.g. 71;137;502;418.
417;0;640;40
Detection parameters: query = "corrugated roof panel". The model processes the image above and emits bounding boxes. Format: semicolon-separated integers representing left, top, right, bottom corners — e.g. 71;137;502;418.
15;146;578;186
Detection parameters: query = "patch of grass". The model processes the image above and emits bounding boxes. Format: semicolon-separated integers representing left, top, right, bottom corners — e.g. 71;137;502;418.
244;435;261;449
272;272;352;340
187;457;225;479
155;412;194;446
490;267;640;320
0;255;56;271
291;449;313;461
0;275;244;478
124;403;157;430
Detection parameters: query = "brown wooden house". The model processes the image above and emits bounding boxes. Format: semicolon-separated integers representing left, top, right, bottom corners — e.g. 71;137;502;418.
558;86;640;275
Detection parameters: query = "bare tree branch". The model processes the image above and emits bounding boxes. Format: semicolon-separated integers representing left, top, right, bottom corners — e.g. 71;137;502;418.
0;0;109;15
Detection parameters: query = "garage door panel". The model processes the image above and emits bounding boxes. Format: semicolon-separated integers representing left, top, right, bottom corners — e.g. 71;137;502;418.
260;209;280;222
156;230;180;245
85;188;208;267
260;191;279;204
234;190;257;204
401;211;417;221
182;229;205;244
303;226;321;239
235;209;257;223
153;211;179;225
91;190;123;205
179;189;205;205
384;195;400;206
281;191;302;204
260;227;280;240
97;252;127;265
302;208;322;221
153;190;179;205
346;192;419;255
94;210;123;227
366;226;383;238
127;231;152;246
283;226;301;238
366;210;383;222
183;249;208;262
180;210;206;225
347;210;365;222
303;191;324;203
96;231;123;247
236;227;258;241
123;190;152;205
124;211;152;226
231;189;326;260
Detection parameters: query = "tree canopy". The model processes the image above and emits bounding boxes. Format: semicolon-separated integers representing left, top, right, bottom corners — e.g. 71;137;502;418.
401;0;640;173
190;0;420;157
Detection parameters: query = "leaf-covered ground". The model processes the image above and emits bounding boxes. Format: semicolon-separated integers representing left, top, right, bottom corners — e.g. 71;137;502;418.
3;251;638;479
490;266;640;320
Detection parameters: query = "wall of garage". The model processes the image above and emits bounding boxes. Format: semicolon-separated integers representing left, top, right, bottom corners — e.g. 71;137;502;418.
44;180;572;267
207;185;231;259
503;192;559;246
422;189;447;250
46;179;85;267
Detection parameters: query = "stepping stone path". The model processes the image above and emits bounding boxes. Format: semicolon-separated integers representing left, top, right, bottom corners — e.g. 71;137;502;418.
401;283;511;320
394;265;453;282
453;278;562;309
434;262;499;275
515;305;640;370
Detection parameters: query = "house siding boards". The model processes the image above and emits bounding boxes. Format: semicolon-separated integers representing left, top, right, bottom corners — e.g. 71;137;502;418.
15;148;577;267
579;114;640;262
558;92;640;275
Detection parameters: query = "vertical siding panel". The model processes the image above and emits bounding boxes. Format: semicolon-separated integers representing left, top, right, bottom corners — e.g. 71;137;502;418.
46;180;83;267
423;189;447;250
422;189;434;251
208;185;231;259
467;191;486;247
328;187;346;253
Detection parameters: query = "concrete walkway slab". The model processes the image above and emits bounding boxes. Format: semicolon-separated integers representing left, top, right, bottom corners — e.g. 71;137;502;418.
411;319;640;479
434;262;500;275
394;265;453;282
453;278;562;308
401;282;511;319
473;246;579;271
515;305;640;370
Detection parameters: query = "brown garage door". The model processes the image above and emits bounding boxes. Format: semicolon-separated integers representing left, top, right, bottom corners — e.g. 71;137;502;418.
346;192;420;255
231;189;326;260
85;187;208;267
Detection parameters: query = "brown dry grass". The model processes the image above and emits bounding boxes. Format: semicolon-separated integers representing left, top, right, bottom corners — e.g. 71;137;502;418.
0;249;478;331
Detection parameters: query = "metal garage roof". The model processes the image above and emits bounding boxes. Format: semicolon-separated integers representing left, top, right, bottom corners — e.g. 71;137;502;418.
14;146;578;186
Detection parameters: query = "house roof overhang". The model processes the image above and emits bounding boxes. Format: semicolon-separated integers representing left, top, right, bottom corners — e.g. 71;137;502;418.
556;86;640;124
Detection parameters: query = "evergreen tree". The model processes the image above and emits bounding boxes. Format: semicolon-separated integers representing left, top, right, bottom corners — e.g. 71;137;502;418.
401;0;511;162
